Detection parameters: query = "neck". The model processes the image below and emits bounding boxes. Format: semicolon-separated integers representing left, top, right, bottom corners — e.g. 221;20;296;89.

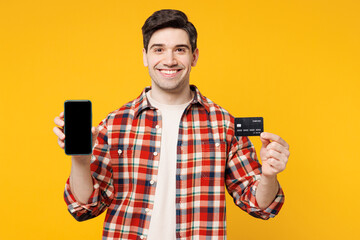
150;84;193;105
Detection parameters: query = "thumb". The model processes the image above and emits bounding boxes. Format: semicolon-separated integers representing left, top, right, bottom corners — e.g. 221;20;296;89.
91;127;99;147
92;126;99;136
260;133;270;148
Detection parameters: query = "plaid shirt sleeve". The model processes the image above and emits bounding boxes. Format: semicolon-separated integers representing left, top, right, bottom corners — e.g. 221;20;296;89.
64;117;115;221
225;134;284;220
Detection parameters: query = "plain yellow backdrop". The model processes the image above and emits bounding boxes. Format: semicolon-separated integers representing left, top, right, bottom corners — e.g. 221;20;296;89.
1;0;359;239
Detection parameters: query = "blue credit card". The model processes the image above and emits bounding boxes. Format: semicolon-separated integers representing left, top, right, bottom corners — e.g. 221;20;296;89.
235;117;264;136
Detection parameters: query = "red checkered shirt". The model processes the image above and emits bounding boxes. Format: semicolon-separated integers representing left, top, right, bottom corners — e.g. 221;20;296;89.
64;85;284;239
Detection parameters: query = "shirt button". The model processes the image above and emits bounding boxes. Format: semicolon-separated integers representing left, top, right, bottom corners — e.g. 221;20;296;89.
150;179;155;185
118;149;122;155
153;151;158;156
145;208;150;213
215;143;220;147
140;235;146;239
155;125;160;129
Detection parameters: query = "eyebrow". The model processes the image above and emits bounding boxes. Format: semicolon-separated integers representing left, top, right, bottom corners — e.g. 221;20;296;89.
149;43;190;50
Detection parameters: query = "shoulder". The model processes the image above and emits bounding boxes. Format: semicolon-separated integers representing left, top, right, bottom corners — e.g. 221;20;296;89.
204;97;254;155
203;95;235;126
200;95;236;142
192;85;234;125
98;98;138;128
109;100;136;119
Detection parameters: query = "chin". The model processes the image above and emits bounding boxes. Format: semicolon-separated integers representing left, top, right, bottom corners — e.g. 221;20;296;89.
155;80;185;92
159;84;182;91
155;76;177;84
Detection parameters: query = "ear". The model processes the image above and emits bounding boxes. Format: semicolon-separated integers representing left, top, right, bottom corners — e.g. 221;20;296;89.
142;48;148;67
191;48;199;67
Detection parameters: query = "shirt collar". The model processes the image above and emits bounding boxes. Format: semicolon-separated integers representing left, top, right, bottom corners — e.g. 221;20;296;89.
134;85;210;118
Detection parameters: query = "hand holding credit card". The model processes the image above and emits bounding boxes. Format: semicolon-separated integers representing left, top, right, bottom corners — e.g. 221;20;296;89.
235;117;264;136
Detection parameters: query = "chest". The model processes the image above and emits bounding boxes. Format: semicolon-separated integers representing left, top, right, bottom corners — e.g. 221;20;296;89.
107;107;228;187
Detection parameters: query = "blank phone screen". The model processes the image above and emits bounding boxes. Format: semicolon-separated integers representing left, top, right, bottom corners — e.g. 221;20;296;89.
64;100;92;155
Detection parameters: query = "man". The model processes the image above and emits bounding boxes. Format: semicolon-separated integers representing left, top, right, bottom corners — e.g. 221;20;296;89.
53;9;290;239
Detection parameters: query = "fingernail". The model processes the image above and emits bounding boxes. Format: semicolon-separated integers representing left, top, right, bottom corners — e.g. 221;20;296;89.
261;132;265;137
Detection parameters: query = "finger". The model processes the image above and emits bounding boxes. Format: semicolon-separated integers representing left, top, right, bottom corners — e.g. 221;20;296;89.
260;132;289;150
59;111;64;118
92;126;99;136
54;116;64;127
91;127;100;147
260;133;271;148
58;138;65;149
92;127;99;142
262;151;273;162
268;158;286;172
267;142;290;158
53;126;65;140
268;149;288;163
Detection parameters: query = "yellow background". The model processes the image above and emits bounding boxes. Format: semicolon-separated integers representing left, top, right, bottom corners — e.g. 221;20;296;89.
1;0;359;239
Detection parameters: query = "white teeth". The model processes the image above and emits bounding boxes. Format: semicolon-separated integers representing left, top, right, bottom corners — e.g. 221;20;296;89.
160;70;178;74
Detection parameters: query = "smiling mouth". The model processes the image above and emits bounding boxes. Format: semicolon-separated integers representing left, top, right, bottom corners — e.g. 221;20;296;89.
157;69;182;78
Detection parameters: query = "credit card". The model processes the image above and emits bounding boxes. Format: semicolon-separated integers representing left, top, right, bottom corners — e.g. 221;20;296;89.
235;117;264;136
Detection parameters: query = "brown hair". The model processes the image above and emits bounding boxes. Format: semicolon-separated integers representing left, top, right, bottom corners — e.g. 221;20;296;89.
142;9;197;53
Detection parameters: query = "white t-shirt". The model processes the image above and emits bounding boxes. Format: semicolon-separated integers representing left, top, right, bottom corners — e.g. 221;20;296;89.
146;91;192;240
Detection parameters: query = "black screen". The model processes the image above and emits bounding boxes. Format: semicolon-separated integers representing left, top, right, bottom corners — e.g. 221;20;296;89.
64;100;92;155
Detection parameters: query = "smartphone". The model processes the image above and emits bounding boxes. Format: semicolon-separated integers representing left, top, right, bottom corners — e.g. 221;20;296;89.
64;100;92;155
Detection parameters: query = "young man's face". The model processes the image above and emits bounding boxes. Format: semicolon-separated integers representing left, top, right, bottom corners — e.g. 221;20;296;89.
143;27;199;93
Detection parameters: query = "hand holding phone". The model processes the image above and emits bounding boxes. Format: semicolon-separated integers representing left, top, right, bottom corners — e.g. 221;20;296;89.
53;110;99;155
53;102;98;204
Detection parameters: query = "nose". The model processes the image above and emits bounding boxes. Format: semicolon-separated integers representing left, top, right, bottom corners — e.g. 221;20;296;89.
163;51;178;67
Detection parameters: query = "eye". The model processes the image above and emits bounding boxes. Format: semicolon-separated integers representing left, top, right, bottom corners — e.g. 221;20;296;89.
176;48;186;53
154;48;163;53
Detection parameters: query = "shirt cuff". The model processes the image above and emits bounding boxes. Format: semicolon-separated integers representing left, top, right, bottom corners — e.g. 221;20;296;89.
248;179;285;219
64;176;100;214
